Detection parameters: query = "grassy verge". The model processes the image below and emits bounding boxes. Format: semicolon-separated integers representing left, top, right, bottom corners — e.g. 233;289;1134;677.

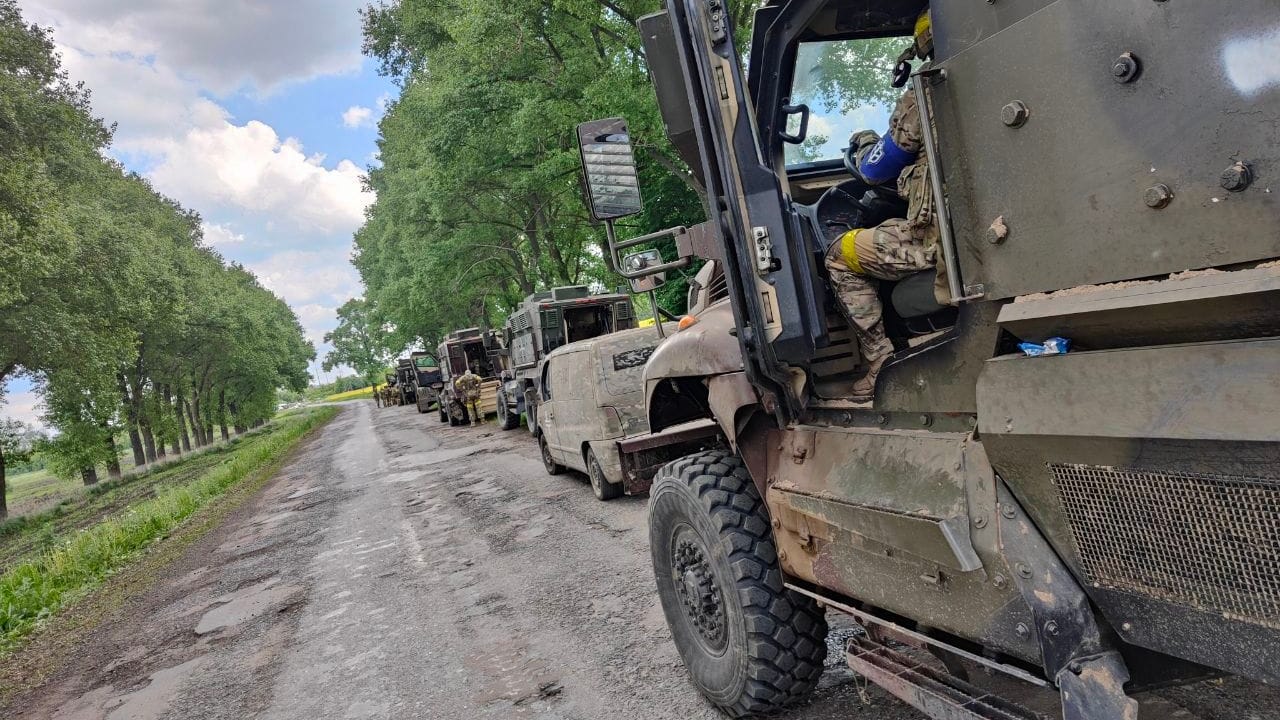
0;406;337;655
324;384;381;402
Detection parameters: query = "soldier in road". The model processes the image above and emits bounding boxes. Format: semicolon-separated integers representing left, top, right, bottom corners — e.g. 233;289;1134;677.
455;365;484;426
373;384;383;408
824;9;949;403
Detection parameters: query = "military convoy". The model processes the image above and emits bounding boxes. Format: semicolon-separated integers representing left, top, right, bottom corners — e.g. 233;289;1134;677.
494;285;636;432
371;1;1280;717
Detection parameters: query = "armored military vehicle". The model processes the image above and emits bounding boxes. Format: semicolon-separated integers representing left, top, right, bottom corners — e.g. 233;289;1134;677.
408;351;444;414
577;1;1280;719
436;328;501;426
495;285;636;432
394;357;417;406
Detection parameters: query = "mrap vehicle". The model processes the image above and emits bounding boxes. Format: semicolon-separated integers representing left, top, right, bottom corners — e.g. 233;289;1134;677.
409;351;443;413
436;328;500;426
576;1;1280;719
495;285;635;432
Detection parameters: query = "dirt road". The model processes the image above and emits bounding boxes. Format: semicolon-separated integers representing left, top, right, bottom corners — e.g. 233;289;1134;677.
6;403;1276;719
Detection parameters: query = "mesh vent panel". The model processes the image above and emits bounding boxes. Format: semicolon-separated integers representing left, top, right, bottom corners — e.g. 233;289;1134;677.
1051;463;1280;628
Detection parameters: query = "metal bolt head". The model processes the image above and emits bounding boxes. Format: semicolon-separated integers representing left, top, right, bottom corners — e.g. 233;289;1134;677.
1144;183;1174;209
1001;101;1029;128
919;414;932;427
1112;52;1140;83
1016;562;1032;578
876;414;888;425
1000;504;1016;519
1121;621;1133;632
1015;623;1030;638
993;573;1007;589
771;518;782;530
778;549;788;562
973;514;988;529
1045;620;1059;635
1221;162;1253;192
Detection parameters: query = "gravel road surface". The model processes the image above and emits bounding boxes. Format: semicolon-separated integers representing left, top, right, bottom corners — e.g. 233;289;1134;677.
5;402;1276;719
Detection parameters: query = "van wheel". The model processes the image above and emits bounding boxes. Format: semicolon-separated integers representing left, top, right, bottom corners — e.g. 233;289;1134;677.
496;389;520;431
540;434;564;475
416;397;427;414
587;448;623;501
648;451;827;718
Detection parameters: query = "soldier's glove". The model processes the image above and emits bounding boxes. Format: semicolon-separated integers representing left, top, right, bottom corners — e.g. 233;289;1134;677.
892;45;917;88
844;130;881;182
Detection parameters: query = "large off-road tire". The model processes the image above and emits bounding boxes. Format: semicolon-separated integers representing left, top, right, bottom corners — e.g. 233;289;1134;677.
539;434;565;475
496;389;520;431
524;389;538;436
649;451;827;718
587;447;623;501
416;395;428;414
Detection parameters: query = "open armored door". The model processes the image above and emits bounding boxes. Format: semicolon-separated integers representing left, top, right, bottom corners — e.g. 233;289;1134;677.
643;2;828;420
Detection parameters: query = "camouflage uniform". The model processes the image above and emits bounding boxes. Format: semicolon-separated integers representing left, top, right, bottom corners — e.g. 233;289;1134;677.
825;89;950;390
455;370;483;426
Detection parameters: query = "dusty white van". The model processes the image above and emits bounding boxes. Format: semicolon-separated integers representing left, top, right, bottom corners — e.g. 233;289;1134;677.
536;326;670;500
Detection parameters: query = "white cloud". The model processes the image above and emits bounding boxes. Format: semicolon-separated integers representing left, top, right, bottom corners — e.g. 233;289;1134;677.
202;222;245;247
150;120;373;235
293;303;340;347
27;0;365;95
247;251;360;307
342;105;374;129
2;388;44;430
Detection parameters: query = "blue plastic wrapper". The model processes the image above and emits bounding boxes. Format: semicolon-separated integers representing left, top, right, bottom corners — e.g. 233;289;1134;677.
1019;337;1071;357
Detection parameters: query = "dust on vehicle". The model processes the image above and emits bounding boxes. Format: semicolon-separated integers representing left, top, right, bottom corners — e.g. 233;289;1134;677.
576;1;1280;719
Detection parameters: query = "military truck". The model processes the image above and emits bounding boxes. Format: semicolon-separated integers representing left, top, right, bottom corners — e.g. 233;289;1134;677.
394;357;417;406
577;2;1280;719
436;328;501;426
495;285;636;432
409;351;444;414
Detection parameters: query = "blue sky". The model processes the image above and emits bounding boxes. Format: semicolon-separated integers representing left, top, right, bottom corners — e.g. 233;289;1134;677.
4;0;395;428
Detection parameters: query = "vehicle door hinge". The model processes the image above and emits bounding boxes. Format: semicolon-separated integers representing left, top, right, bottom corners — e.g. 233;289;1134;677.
705;0;728;45
752;226;773;274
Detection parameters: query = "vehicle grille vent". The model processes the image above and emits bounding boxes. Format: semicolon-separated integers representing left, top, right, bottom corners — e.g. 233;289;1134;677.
1051;463;1280;628
616;301;633;320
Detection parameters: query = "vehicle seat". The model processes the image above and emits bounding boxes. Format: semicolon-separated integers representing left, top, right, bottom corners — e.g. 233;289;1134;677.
890;271;957;335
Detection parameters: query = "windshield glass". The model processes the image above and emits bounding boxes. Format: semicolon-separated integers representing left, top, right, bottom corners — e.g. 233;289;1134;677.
413;356;438;369
783;37;908;168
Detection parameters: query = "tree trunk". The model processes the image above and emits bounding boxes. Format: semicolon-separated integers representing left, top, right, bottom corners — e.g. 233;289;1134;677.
163;384;181;455
118;374;147;468
1;444;8;520
81;466;99;486
188;389;206;447
105;433;122;480
176;394;192;452
141;421;158;464
219;390;230;441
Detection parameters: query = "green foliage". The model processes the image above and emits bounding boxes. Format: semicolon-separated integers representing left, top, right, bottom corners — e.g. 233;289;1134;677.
0;1;316;510
352;0;755;346
0;407;337;654
323;298;390;388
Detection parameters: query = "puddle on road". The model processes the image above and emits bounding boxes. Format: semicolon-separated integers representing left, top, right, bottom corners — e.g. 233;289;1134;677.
195;579;303;635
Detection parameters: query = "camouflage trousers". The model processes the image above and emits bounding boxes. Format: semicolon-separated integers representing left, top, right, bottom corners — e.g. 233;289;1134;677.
824;218;937;366
466;394;483;424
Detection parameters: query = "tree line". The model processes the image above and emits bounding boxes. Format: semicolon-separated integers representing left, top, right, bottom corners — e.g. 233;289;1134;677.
347;0;761;357
0;1;314;518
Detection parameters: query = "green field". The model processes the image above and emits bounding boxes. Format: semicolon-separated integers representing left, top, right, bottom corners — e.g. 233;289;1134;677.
0;406;337;654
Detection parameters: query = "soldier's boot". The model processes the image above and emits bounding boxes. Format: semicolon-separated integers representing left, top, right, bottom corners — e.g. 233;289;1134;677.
851;355;887;403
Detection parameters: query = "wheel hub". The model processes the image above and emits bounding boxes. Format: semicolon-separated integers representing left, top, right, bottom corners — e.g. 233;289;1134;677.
673;538;726;649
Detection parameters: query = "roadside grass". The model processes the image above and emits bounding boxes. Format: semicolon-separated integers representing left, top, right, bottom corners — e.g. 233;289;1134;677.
0;406;337;655
325;384;382;402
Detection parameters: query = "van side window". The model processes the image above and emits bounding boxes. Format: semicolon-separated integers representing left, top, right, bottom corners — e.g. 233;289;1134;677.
542;360;553;399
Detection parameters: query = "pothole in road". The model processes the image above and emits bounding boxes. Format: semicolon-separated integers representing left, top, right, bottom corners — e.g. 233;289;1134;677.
195;579;304;636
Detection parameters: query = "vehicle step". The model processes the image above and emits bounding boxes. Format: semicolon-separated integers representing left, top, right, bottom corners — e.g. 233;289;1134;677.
845;637;1049;720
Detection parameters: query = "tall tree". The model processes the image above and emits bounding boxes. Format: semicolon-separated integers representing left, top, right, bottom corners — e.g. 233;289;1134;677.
323;299;391;389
